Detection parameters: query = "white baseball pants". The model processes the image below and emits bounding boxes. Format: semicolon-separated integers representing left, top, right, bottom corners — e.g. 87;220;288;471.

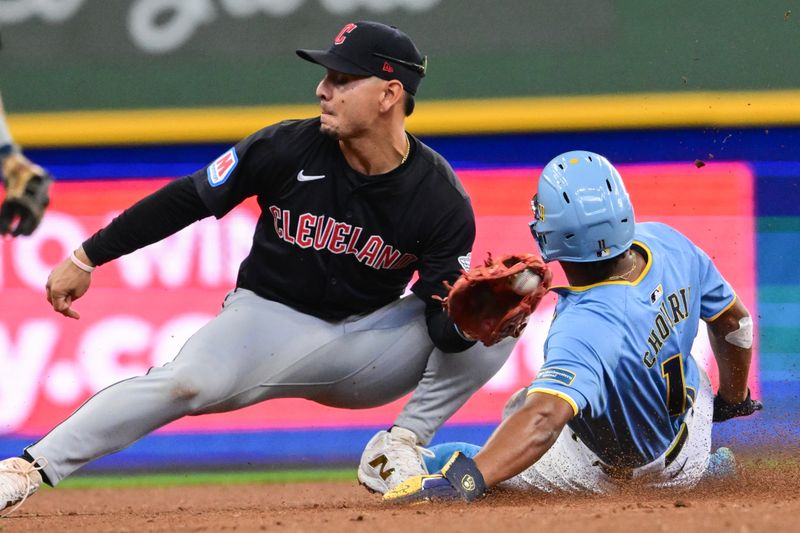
509;368;714;493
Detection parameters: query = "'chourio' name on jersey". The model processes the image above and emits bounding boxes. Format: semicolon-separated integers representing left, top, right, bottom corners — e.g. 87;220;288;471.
642;286;691;367
268;206;418;270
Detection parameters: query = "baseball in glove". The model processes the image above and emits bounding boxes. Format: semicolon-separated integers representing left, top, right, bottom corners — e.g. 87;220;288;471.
440;253;552;346
0;150;52;237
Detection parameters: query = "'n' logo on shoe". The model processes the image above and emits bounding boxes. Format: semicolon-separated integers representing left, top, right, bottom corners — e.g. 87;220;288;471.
368;454;395;480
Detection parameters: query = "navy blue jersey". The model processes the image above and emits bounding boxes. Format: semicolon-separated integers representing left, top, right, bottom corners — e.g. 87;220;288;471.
529;222;735;467
191;118;475;320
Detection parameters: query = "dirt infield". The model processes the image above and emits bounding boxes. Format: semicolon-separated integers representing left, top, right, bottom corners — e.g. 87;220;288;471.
3;457;798;532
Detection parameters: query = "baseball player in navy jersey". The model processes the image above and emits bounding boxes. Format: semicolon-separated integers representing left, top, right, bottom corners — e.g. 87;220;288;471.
0;21;517;514
383;150;763;503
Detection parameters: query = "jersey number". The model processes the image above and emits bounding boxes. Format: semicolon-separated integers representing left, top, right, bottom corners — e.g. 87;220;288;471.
661;354;687;417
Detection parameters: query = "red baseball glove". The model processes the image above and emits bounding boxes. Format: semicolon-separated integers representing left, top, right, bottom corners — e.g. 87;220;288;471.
440;253;552;346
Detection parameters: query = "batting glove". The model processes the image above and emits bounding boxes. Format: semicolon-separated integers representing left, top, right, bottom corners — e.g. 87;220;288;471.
383;451;486;504
713;389;763;422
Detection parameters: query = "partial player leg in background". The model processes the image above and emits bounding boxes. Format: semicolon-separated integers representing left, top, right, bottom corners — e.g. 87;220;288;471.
0;93;14;147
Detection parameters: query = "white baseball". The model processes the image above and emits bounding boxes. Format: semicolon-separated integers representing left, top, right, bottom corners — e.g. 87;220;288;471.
510;270;541;295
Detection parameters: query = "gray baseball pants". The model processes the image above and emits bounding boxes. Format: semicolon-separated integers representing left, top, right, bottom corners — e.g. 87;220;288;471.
28;288;515;485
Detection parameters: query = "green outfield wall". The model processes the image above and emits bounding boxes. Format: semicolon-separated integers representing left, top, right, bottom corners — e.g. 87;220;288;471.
1;0;799;113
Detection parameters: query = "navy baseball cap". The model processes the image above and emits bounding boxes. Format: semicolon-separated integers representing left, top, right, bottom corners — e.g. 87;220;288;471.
296;21;427;95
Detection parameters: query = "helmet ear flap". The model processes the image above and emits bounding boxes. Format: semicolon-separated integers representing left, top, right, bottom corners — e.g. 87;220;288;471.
528;220;549;261
529;194;553;261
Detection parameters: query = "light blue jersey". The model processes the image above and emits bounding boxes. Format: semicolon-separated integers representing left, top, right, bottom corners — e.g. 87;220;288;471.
529;222;736;467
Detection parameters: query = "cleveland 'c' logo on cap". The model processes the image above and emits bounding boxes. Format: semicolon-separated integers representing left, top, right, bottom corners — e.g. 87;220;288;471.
334;23;357;45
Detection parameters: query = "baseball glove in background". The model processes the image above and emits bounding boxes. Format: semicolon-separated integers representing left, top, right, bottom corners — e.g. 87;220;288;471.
441;253;552;346
0;151;52;236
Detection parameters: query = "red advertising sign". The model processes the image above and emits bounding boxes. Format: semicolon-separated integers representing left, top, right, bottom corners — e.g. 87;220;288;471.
0;163;756;435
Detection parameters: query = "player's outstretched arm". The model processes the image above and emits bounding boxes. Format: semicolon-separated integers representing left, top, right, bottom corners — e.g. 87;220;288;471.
45;246;94;320
707;298;762;421
473;391;573;486
43;177;211;320
383;392;573;503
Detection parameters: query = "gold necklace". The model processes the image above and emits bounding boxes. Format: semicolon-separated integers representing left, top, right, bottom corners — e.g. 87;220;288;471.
400;134;411;165
608;251;638;281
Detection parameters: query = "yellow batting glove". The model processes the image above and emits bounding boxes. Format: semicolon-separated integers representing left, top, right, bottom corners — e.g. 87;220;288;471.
383;452;486;504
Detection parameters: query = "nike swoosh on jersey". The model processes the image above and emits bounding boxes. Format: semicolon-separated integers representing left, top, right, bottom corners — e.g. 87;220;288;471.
297;170;326;181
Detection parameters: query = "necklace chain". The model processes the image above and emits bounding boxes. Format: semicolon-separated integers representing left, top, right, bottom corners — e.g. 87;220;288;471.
400;134;411;165
608;252;638;281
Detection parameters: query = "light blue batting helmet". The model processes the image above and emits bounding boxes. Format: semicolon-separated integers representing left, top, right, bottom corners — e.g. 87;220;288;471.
529;150;635;262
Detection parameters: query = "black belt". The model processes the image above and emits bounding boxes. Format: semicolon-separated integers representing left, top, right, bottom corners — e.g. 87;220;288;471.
664;422;689;467
598;422;689;480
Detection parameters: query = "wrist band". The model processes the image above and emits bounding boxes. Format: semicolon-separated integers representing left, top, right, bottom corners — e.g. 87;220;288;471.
70;252;95;273
441;451;487;501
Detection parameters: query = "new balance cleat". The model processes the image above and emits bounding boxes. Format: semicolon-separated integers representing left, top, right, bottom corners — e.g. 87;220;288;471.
0;457;46;517
358;427;433;494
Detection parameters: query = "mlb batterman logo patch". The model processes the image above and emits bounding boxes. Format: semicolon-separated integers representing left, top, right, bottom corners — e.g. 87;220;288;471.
461;474;476;492
207;147;238;187
650;284;664;304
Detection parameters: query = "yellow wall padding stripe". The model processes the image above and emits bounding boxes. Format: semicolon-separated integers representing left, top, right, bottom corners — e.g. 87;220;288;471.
8;90;800;147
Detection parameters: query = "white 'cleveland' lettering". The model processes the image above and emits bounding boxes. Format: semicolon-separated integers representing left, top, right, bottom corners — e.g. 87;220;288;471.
268;206;417;270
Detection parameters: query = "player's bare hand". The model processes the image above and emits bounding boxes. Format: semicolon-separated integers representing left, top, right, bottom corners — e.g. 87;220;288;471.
45;249;94;319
